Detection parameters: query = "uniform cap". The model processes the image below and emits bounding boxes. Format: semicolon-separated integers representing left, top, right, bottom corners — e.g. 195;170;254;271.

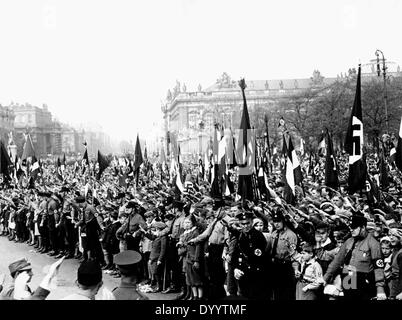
349;212;367;229
114;250;142;267
77;260;102;287
272;210;285;222
9;259;32;277
235;210;253;220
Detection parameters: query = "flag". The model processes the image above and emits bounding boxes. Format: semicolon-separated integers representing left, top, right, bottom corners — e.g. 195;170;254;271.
366;173;380;205
175;170;185;193
300;138;305;157
134;134;143;172
97;150;110;180
379;150;389;189
56;157;63;181
14;156;24;184
30;155;40;182
61;154;66;172
237;78;255;202
21;134;35;161
198;156;205;179
264;114;272;173
227;128;237;169
318;132;326;156
210;124;221;198
395;116;402;172
344;64;367;194
282;134;303;203
324;129;339;189
82;143;89;174
390;146;397;165
134;134;143;187
0;140;12;181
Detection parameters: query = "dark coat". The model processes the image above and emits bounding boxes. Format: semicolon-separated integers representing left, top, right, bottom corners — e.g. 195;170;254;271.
149;234;167;263
102;221;122;254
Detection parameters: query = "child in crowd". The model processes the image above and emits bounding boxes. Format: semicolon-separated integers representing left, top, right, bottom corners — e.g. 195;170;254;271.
380;236;393;295
295;242;324;300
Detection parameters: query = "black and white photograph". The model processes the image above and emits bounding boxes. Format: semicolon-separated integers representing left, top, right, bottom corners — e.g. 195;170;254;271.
0;0;401;316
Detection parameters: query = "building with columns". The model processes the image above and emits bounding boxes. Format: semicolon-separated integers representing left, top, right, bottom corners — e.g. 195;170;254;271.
162;61;402;157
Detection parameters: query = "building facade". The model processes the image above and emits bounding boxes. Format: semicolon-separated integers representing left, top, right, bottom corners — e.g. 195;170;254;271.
0;105;15;143
8;103;112;158
162;61;402;156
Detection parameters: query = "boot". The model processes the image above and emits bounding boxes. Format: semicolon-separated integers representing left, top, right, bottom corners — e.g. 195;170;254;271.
175;286;187;300
184;287;193;300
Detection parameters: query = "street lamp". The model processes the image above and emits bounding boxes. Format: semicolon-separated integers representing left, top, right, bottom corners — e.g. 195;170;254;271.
375;49;389;133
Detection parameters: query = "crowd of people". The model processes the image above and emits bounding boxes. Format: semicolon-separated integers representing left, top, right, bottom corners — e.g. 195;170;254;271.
0;151;402;301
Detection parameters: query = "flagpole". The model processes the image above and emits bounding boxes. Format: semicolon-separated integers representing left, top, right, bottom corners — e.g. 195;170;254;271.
375;49;389;133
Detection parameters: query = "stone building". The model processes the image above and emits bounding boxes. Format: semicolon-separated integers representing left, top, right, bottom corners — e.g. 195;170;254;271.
0;105;15;143
162;62;402;156
12;103;58;156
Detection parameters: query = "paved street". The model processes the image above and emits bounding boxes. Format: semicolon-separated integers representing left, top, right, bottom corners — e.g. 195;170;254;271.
0;236;175;300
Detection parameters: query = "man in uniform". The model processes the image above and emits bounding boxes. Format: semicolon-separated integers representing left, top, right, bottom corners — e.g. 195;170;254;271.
231;208;270;300
267;208;299;300
112;250;149;300
116;201;146;252
323;212;387;300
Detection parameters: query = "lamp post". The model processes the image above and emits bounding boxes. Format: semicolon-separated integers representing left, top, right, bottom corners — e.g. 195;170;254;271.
375;49;389;133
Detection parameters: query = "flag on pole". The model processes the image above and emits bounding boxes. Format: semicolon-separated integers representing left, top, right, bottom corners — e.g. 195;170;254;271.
61;153;66;172
144;145;148;162
30;155;40;182
56;157;63;181
237;78;255;202
0;140;12;182
379;150;389;189
134;134;143;172
282;134;303;203
210;124;221;198
324;129;339;189
82;142;89;174
318;132;326;157
394;116;402;172
97;150;110;180
300;138;305;157
21;134;35;161
344;64;367;194
134;134;143;186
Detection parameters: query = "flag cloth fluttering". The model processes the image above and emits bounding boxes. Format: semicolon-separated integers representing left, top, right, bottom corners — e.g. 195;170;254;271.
97;150;110;180
82;142;89;174
21;134;35;161
210;124;221;198
134;134;143;187
344;64;367;194
395;116;402;172
0;140;12;181
237;78;255;202
56;157;63;181
282;133;303;204
324;129;339;189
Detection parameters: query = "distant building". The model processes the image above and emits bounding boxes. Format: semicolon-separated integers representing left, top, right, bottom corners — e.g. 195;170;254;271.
12;103;58;156
0;105;15;143
162;62;402;156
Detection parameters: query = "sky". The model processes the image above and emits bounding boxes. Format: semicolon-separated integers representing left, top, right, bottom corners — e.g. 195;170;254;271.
0;0;401;144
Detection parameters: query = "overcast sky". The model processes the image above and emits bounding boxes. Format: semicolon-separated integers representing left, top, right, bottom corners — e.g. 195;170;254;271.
0;0;401;143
